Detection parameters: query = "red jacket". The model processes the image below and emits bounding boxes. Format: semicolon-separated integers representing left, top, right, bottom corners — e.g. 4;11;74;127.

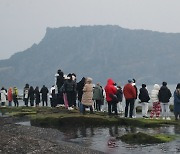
8;88;13;102
105;78;117;102
123;83;136;99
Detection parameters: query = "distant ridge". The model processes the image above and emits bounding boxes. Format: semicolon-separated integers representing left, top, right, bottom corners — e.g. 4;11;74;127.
0;25;180;88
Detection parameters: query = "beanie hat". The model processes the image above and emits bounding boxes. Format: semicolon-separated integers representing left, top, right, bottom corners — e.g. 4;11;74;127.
128;79;133;83
162;82;167;86
176;83;180;89
142;84;146;88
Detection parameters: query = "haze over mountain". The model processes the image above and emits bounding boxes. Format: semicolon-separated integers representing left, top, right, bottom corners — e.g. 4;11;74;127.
0;25;180;88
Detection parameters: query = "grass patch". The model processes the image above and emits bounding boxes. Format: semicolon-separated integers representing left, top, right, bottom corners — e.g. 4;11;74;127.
118;132;175;144
1;107;180;128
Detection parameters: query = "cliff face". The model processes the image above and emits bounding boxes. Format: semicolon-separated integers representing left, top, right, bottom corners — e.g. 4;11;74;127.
1;25;180;88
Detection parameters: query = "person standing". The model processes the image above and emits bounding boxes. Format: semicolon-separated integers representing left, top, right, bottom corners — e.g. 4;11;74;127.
55;69;64;105
132;79;138;118
7;87;13;107
158;82;172;120
77;77;86;113
64;74;77;110
40;85;49;106
72;73;77;107
29;86;35;106
105;79;117;116
116;84;123;114
23;84;29;107
49;85;56;107
13;87;19;107
173;83;180;120
123;79;136;118
150;84;161;119
138;84;150;118
93;83;104;111
81;77;94;114
0;87;7;106
34;86;40;107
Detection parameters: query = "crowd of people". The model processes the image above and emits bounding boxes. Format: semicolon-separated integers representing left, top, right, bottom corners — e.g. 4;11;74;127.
0;87;19;107
0;69;180;121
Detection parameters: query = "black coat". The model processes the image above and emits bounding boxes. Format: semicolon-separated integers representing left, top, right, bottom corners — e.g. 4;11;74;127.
77;78;85;101
64;80;76;92
34;89;40;103
158;86;172;103
133;85;138;99
40;86;49;100
56;73;64;89
116;88;123;102
28;88;34;101
138;87;150;102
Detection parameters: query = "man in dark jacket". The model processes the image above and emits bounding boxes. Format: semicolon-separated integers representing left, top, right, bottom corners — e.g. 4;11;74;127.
55;69;65;106
40;85;49;106
139;84;150;118
64;74;77;110
158;82;172;120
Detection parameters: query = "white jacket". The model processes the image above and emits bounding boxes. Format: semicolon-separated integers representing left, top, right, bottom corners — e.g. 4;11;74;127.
151;84;160;102
49;86;55;98
1;89;7;103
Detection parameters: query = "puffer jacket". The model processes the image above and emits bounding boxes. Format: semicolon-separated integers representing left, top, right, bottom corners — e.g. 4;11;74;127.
139;87;150;102
158;86;172;103
151;84;160;102
81;77;93;106
104;79;117;102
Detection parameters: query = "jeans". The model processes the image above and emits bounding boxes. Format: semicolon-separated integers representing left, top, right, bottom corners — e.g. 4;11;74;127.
141;102;149;116
117;102;124;113
161;102;170;118
42;100;48;106
125;99;135;118
24;98;29;107
108;101;117;115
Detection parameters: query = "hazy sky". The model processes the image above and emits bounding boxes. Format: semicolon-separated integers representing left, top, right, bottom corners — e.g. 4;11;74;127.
0;0;180;60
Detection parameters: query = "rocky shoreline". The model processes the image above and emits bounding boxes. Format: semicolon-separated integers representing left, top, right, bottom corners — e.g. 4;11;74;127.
0;117;104;154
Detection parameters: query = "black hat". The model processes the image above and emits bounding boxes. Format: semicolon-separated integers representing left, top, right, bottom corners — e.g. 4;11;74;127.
142;84;146;88
176;83;180;89
162;82;167;86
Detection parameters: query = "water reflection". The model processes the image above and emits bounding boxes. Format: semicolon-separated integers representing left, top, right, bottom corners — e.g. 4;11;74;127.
57;125;180;154
0;110;9;117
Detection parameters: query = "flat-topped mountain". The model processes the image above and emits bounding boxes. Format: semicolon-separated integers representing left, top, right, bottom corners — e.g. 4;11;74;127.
0;25;180;88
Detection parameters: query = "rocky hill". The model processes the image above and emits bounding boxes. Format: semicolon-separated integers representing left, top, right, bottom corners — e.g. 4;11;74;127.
0;25;180;88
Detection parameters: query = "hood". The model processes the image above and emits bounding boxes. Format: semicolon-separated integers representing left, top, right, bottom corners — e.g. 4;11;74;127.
107;78;115;85
86;77;93;84
153;84;160;90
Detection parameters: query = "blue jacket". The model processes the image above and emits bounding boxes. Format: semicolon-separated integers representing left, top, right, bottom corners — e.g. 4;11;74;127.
174;90;180;113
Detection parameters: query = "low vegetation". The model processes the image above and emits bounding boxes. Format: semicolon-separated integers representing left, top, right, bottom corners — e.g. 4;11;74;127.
118;132;175;144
